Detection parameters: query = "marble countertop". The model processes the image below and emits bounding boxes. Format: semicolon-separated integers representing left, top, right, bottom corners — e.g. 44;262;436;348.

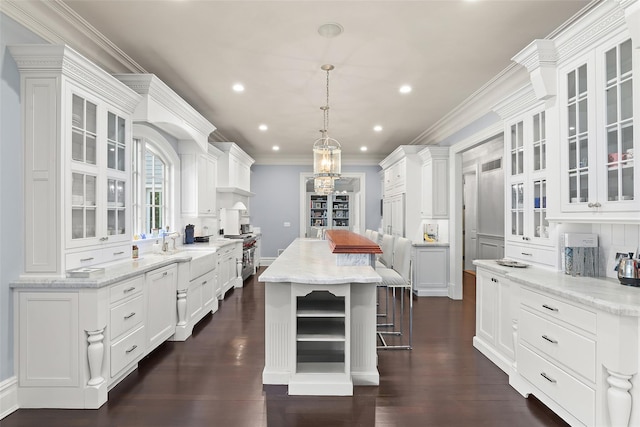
9;242;234;289
259;238;381;285
474;259;640;316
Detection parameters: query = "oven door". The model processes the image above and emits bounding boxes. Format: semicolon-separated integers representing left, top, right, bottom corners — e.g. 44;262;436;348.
241;247;255;280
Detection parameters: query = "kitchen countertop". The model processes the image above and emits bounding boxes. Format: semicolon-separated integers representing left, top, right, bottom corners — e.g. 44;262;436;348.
474;259;640;316
10;239;241;290
259;238;381;285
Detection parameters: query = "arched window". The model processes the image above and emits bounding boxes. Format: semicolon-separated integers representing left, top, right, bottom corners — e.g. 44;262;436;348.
132;132;175;238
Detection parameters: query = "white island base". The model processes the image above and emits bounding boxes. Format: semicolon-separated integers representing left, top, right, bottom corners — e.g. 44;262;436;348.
259;239;381;396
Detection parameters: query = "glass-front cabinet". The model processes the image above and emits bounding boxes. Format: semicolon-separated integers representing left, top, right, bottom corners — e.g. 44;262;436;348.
68;89;131;250
559;33;638;216
506;108;550;245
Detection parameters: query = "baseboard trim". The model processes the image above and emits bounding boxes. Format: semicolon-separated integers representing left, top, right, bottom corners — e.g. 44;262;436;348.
0;376;19;420
261;257;276;266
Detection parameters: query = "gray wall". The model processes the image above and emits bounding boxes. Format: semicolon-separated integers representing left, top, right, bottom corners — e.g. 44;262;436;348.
251;164;382;258
0;13;47;382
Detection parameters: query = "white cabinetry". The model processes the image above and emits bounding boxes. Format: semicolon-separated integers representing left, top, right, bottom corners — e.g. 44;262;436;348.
174;251;218;341
216;241;242;299
494;86;557;268
145;264;177;351
214;142;255;195
411;245;449;297
473;267;516;374
380;146;425;241
419;147;450;219
9;45;141;275
180;145;222;217
552;30;639;222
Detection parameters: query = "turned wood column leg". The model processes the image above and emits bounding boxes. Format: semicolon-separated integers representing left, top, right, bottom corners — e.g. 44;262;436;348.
607;369;633;427
177;289;188;326
86;328;105;386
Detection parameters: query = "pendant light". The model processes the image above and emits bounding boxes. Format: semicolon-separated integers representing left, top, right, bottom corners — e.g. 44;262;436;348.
313;64;341;194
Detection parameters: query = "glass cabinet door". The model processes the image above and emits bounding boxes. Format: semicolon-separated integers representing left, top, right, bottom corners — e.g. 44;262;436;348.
510;182;524;238
604;39;634;203
566;64;590;204
106;110;128;238
510;121;524;177
531;111;549;240
71;172;97;239
71;95;97;165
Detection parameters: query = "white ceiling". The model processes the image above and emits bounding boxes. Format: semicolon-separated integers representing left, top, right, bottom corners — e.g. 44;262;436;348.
62;0;591;164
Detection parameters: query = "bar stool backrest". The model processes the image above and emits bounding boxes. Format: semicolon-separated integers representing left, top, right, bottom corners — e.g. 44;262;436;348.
370;231;380;245
379;234;395;268
365;229;373;240
392;237;412;284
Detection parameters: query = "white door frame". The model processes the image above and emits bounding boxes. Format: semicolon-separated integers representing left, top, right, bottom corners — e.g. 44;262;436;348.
299;172;366;238
449;123;503;299
463;165;479;271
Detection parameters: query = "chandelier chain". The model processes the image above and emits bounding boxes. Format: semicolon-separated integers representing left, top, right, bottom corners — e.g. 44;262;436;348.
324;68;330;134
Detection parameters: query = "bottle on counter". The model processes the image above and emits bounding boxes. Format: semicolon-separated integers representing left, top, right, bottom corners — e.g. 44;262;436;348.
132;245;139;259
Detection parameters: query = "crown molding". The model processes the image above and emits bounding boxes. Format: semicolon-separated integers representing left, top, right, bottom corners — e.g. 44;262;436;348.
1;0;146;74
252;153;383;166
8;44;141;113
492;84;541;120
214;142;255;166
379;145;426;169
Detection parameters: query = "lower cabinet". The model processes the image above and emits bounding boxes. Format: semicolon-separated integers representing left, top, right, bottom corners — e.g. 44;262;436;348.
145;264;178;352
411;245;449;296
473;267;516;374
12;263;181;409
216;242;241;299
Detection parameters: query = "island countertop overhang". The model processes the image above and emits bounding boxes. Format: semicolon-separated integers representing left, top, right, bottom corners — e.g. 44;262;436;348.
258;238;381;285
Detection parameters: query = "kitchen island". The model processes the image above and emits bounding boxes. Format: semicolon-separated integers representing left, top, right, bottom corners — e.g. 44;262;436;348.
258;237;381;396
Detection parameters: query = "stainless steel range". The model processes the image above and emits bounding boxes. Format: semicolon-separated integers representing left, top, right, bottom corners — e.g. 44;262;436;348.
224;233;257;280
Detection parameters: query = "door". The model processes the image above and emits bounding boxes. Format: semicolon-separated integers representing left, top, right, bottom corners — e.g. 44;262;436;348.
463;172;478;271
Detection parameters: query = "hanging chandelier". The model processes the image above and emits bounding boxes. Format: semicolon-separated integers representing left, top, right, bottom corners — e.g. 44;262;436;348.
313;64;341;194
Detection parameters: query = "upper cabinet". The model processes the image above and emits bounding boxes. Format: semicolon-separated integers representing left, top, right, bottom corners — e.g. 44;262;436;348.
494;86;557;268
557;33;638;219
513;1;640;224
9;45;141;276
418;146;449;219
180;145;222;217
214;142;255;195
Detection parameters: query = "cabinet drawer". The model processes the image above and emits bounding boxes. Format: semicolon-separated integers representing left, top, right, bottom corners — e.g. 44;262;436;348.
505;243;556;267
521;287;596;334
102;244;130;263
520;308;595;382
109;276;144;304
110;325;145;377
110;294;144;339
66;249;103;270
518;344;594;426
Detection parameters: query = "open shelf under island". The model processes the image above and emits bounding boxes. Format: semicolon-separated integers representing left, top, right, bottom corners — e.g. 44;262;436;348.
258;234;382;396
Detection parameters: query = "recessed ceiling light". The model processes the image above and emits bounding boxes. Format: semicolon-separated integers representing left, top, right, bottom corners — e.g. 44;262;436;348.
360;146;368;152
399;85;412;94
318;22;344;38
272;146;280;151
373;125;383;132
259;124;268;131
232;83;245;92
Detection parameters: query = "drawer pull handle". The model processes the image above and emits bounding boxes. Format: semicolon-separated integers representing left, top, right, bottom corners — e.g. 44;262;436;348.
163;271;168;277
202;280;207;285
124;312;136;320
125;344;138;354
113;251;124;255
540;372;557;383
123;287;136;293
80;257;94;262
542;304;558;312
521;252;533;256
542;335;558;344
100;237;109;242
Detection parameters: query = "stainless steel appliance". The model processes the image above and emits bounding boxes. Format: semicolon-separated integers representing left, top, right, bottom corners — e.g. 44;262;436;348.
224;233;257;280
618;257;640;286
240;224;251;234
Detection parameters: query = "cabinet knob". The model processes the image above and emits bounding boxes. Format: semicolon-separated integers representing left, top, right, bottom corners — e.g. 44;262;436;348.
587;202;602;208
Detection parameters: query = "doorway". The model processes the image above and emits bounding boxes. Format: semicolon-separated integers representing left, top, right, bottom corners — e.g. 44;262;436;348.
298;173;366;238
463;170;478;272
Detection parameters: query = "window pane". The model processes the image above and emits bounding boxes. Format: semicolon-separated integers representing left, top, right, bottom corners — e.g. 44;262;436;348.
606;47;617;82
620;39;632;76
568;70;576;100
86;134;96;165
86;102;97;134
621;80;633;121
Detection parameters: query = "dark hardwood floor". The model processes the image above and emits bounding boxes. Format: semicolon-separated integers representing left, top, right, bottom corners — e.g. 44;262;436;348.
3;268;568;427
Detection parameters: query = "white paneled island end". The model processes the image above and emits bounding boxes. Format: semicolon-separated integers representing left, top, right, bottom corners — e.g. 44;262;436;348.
258;238;381;396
